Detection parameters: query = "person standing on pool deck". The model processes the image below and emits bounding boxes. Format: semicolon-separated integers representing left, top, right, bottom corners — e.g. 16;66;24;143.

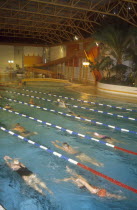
4;156;53;195
52;140;103;167
55;166;125;199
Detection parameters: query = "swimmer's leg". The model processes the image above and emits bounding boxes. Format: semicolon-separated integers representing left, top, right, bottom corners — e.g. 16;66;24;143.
32;183;45;195
23;175;45;195
31;176;53;194
76;154;104;167
21;132;38;137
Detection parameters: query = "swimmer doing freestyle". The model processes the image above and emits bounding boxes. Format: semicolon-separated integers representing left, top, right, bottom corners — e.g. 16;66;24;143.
12;123;37;137
52;140;103;167
55;166;125;199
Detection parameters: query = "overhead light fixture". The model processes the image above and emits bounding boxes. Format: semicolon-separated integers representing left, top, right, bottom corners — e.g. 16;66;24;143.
8;60;14;63
74;35;79;40
83;62;89;67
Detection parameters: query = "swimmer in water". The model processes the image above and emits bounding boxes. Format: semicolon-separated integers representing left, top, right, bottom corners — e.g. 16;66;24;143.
52;140;103;167
93;132;119;144
17;81;22;88
12;123;37;137
87;131;119;144
57;99;67;108
29;98;36;105
4;156;52;195
4;104;13;110
55;166;125;199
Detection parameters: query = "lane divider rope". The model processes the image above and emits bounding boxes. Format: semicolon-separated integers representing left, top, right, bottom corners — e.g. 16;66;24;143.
5;90;137;122
0;106;137;155
3;94;137;136
0;126;137;194
22;88;137;113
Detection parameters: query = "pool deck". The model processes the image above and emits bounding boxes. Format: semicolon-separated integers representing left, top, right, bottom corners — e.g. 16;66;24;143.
66;83;137;104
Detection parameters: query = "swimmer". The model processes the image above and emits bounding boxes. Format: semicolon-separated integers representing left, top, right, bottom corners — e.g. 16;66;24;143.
4;156;52;195
87;132;119;144
52;140;103;167
4;104;13;110
0;204;5;210
55;166;125;199
18;81;22;88
57;99;67;108
29;98;35;105
12;123;37;137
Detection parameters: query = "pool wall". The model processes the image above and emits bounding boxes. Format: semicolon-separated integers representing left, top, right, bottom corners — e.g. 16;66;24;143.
97;82;137;98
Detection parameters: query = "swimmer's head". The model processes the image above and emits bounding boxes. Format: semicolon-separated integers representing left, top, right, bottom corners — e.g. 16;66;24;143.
63;142;69;148
94;132;99;136
16;123;20;126
13;159;20;165
97;189;107;197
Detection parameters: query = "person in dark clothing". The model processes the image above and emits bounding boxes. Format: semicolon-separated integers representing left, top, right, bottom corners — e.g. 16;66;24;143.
4;156;52;195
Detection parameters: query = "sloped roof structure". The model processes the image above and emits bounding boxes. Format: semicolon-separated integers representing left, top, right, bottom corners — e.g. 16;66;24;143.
0;0;137;45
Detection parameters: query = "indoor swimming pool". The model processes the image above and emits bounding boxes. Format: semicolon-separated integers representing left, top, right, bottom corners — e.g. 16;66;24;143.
0;81;137;210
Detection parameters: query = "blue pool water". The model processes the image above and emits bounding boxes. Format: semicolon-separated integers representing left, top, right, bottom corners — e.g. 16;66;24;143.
0;82;137;210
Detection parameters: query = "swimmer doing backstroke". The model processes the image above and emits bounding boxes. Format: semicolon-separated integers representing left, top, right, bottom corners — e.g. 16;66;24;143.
4;156;52;195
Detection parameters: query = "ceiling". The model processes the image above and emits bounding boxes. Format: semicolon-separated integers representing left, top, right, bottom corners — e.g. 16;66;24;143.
0;0;137;46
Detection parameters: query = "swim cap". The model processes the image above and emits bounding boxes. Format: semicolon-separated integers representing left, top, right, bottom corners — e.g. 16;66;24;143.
13;159;20;165
97;189;107;197
94;132;99;136
57;99;60;102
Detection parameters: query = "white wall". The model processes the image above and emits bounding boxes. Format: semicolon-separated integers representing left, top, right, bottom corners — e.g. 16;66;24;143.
24;46;43;56
14;46;23;69
50;45;66;61
0;45;14;73
97;82;137;97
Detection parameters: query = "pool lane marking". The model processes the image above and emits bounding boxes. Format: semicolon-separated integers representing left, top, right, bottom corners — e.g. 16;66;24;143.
3;96;137;136
1;106;137;156
0;126;137;194
5;90;137;122
22;88;137;113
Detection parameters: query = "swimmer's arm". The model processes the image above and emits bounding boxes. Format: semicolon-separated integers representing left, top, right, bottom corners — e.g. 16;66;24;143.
19;162;25;167
12;127;17;131
55;177;73;183
78;179;97;194
106;192;126;199
4;156;13;168
52;142;65;151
